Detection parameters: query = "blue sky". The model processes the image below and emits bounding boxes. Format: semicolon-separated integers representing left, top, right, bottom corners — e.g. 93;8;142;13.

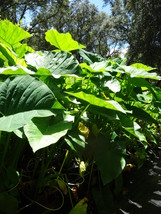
89;0;111;14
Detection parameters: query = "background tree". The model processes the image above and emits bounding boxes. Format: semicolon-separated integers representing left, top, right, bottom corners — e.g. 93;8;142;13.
103;0;161;69
27;0;124;57
0;0;48;23
1;0;126;57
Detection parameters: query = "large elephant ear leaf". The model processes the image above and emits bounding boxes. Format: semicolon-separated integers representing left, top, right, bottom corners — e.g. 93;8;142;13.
0;20;31;48
45;29;85;52
25;51;79;75
24;113;74;152
0;75;55;132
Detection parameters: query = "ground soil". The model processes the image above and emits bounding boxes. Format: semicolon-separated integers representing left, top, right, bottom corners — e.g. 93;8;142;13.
115;148;161;214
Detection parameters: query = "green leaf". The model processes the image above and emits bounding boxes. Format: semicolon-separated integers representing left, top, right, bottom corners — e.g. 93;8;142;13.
79;49;104;64
69;197;88;214
92;186;114;214
131;63;156;72
0;193;18;214
0;110;54;132
0;20;31;48
0;75;55;132
125;104;156;124
104;78;121;93
0;66;34;75
14;43;34;58
65;134;86;157
92;135;126;185
25;51;79;75
24;113;74;152
0;43;26;66
45;29;85;51
122;65;161;80
66;91;126;114
119;114;147;147
80;61;111;73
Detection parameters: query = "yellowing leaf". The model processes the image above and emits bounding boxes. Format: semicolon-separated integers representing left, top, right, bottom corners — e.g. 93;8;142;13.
78;122;90;138
57;179;68;195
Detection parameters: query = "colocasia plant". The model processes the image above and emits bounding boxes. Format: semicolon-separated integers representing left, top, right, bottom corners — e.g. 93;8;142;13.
0;20;161;213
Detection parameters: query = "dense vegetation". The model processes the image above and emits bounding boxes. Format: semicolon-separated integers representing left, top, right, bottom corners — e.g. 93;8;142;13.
0;0;121;57
1;0;161;70
0;20;161;213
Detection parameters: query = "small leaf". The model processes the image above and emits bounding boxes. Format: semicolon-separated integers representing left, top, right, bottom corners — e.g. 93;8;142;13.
57;179;68;195
78;122;90;138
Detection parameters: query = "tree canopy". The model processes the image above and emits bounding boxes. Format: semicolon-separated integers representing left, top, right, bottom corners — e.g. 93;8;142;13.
103;0;161;69
0;0;124;57
1;0;161;69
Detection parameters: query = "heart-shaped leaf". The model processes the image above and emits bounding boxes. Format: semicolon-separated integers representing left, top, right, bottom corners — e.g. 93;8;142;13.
0;75;55;132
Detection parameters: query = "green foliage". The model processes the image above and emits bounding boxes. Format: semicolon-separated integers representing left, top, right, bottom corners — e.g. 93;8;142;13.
25;51;79;75
45;29;85;51
0;20;161;212
105;0;161;69
0;20;31;48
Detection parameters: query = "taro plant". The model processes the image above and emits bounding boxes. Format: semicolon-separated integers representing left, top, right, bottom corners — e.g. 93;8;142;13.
0;19;161;213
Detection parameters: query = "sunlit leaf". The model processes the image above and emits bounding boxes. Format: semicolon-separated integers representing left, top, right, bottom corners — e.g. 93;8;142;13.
66;91;126;114
25;51;79;75
122;65;161;80
45;29;85;51
0;20;31;48
0;43;26;66
131;63;156;71
104;78;121;93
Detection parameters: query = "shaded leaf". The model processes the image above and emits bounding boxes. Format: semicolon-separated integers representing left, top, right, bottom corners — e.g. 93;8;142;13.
0;43;26;66
69;197;88;214
79;49;104;64
0;75;55;132
24;113;74;152
92;135;126;185
119;114;147;147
